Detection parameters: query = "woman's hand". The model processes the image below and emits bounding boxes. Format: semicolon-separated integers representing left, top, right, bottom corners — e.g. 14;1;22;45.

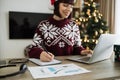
81;49;93;57
40;51;54;62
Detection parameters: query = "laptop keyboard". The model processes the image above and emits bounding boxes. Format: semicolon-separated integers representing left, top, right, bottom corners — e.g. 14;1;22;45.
78;57;90;61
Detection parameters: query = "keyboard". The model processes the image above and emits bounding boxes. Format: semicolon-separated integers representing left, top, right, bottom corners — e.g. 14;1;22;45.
78;57;90;61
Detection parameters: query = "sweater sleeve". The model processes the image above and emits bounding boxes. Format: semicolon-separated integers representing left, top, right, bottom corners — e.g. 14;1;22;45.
24;22;44;59
73;46;85;55
28;47;43;59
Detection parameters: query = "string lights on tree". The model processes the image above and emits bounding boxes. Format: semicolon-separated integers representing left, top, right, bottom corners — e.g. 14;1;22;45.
74;0;109;50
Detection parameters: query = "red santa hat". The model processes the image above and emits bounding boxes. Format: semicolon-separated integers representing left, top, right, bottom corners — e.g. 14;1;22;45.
51;0;75;5
51;0;55;5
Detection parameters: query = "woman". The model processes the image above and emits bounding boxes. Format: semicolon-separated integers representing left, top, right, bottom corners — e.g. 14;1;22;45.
25;0;92;62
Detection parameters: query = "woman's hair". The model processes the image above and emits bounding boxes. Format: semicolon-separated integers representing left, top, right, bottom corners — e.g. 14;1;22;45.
54;0;74;19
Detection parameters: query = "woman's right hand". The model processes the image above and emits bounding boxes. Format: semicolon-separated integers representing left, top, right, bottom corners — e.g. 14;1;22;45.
40;51;54;62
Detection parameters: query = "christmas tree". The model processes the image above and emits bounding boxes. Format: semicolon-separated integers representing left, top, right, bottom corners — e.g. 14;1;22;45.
75;0;109;50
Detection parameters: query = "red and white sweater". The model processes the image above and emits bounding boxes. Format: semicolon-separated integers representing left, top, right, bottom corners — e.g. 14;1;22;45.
26;17;85;58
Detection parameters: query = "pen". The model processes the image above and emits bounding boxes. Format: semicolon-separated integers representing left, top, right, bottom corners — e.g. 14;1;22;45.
41;41;49;53
41;41;55;60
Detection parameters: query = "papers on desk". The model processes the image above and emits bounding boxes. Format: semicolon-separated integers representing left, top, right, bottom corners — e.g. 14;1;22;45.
28;63;90;79
29;58;61;66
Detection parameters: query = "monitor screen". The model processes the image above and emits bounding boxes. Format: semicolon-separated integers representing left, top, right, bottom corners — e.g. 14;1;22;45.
9;11;53;39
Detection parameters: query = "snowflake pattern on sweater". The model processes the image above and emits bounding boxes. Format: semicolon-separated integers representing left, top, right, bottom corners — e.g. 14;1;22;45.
34;20;81;48
25;17;84;58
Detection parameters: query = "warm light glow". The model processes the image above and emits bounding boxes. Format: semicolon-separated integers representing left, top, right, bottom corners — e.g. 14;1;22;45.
87;39;89;42
93;12;96;17
86;18;88;21
95;40;98;44
100;29;103;33
92;2;96;7
101;23;104;25
84;35;88;42
95;18;98;22
89;16;92;18
95;31;98;36
92;39;95;42
83;19;86;22
79;18;82;21
88;4;90;6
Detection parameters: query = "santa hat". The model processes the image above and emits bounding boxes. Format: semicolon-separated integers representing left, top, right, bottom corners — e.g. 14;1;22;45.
51;0;75;5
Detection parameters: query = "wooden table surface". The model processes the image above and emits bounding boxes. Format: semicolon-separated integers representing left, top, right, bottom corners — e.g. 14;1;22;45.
1;56;120;80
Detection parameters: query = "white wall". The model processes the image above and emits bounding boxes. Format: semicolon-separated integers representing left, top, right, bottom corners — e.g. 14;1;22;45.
0;0;53;59
115;0;120;34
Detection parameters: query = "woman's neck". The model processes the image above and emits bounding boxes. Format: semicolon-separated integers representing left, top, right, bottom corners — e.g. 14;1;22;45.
53;15;65;21
48;15;70;28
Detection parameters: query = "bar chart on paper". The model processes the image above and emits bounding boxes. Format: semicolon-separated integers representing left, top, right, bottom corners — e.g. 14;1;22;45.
28;63;90;79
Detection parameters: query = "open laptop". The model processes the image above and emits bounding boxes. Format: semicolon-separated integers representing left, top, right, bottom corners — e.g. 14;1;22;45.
67;34;118;64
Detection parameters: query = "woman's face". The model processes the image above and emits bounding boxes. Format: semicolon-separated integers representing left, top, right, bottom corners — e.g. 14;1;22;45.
59;3;73;19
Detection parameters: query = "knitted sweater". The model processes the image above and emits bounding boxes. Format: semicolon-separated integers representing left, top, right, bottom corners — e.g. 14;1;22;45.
26;17;85;58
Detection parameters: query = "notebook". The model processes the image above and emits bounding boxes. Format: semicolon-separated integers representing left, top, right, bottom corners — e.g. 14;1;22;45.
29;58;61;66
67;34;118;64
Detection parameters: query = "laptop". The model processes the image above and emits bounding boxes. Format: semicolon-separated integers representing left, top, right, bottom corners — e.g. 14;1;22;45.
67;34;118;64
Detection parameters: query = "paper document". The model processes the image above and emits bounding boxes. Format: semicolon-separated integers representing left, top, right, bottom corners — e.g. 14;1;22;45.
28;63;90;79
29;58;61;66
